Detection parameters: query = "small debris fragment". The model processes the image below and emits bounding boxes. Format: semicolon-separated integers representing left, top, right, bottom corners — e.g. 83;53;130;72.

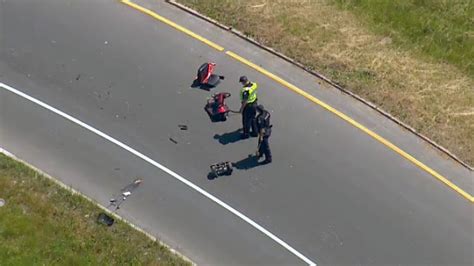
178;125;188;130
76;74;81;81
0;198;5;207
104;41;108;45
97;212;114;226
169;137;178;144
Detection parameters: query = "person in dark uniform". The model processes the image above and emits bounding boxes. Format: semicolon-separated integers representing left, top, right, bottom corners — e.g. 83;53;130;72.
255;105;272;164
237;76;259;139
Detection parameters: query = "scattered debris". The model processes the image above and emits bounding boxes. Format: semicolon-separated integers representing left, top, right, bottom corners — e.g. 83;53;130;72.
125;101;130;112
380;37;392;45
251;3;266;8
169;137;178;144
0;198;5;207
97;212;114;226
107;178;143;212
178;124;188;130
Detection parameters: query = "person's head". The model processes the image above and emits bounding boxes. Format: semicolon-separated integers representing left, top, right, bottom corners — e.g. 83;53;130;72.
256;104;265;113
239;76;249;86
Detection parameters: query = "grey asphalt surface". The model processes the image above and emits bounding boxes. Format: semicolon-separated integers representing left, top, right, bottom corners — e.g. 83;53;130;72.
0;0;473;265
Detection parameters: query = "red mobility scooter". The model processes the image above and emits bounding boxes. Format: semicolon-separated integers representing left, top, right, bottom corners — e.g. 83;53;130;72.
205;92;232;122
194;62;224;89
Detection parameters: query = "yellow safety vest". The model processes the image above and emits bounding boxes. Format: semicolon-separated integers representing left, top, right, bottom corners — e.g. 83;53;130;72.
240;82;258;103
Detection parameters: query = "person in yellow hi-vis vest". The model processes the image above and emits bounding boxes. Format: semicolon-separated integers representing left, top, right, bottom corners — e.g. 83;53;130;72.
237;76;258;139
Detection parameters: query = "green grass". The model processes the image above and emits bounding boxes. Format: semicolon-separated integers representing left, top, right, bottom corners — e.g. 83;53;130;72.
178;0;474;166
333;0;474;76
0;153;191;266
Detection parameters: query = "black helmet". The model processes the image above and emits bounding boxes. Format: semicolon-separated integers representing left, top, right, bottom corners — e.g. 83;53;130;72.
239;76;248;84
256;105;265;112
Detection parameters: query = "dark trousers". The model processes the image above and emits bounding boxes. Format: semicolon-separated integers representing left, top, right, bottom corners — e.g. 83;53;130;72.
242;102;257;135
258;136;272;161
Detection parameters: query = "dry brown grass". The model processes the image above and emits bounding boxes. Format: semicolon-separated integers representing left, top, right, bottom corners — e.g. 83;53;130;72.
179;0;474;166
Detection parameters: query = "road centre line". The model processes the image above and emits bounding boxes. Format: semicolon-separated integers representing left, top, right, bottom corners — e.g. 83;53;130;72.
119;1;472;202
0;82;316;266
120;0;224;51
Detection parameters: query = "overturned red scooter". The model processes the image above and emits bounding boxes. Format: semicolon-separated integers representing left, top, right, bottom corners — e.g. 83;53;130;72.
194;62;224;89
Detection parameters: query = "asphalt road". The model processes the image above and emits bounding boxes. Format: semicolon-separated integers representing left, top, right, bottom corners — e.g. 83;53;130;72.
1;0;472;265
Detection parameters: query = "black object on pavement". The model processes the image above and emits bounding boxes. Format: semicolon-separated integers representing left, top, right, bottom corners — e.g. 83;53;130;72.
209;161;233;178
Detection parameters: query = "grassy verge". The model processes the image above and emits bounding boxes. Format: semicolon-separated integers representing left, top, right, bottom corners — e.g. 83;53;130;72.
334;0;473;76
177;0;474;166
0;153;191;265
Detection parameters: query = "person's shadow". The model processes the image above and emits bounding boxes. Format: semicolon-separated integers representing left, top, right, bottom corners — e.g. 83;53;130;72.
214;129;242;145
232;154;260;170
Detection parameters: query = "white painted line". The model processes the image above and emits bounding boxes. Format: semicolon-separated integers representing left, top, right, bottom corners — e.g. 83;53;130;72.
0;146;194;265
0;81;316;266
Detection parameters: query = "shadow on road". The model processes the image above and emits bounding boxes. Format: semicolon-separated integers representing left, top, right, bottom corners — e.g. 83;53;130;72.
190;79;213;91
207;172;216;180
214;129;242;145
232;155;260;170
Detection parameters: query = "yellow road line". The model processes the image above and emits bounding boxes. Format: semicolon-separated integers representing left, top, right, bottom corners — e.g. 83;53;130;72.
120;0;472;203
120;0;224;51
226;51;474;203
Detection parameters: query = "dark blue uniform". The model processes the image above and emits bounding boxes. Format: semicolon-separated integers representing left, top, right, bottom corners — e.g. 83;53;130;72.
256;108;272;164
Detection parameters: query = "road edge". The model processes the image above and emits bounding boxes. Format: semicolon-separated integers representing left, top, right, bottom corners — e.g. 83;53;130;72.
166;0;473;171
0;146;196;266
